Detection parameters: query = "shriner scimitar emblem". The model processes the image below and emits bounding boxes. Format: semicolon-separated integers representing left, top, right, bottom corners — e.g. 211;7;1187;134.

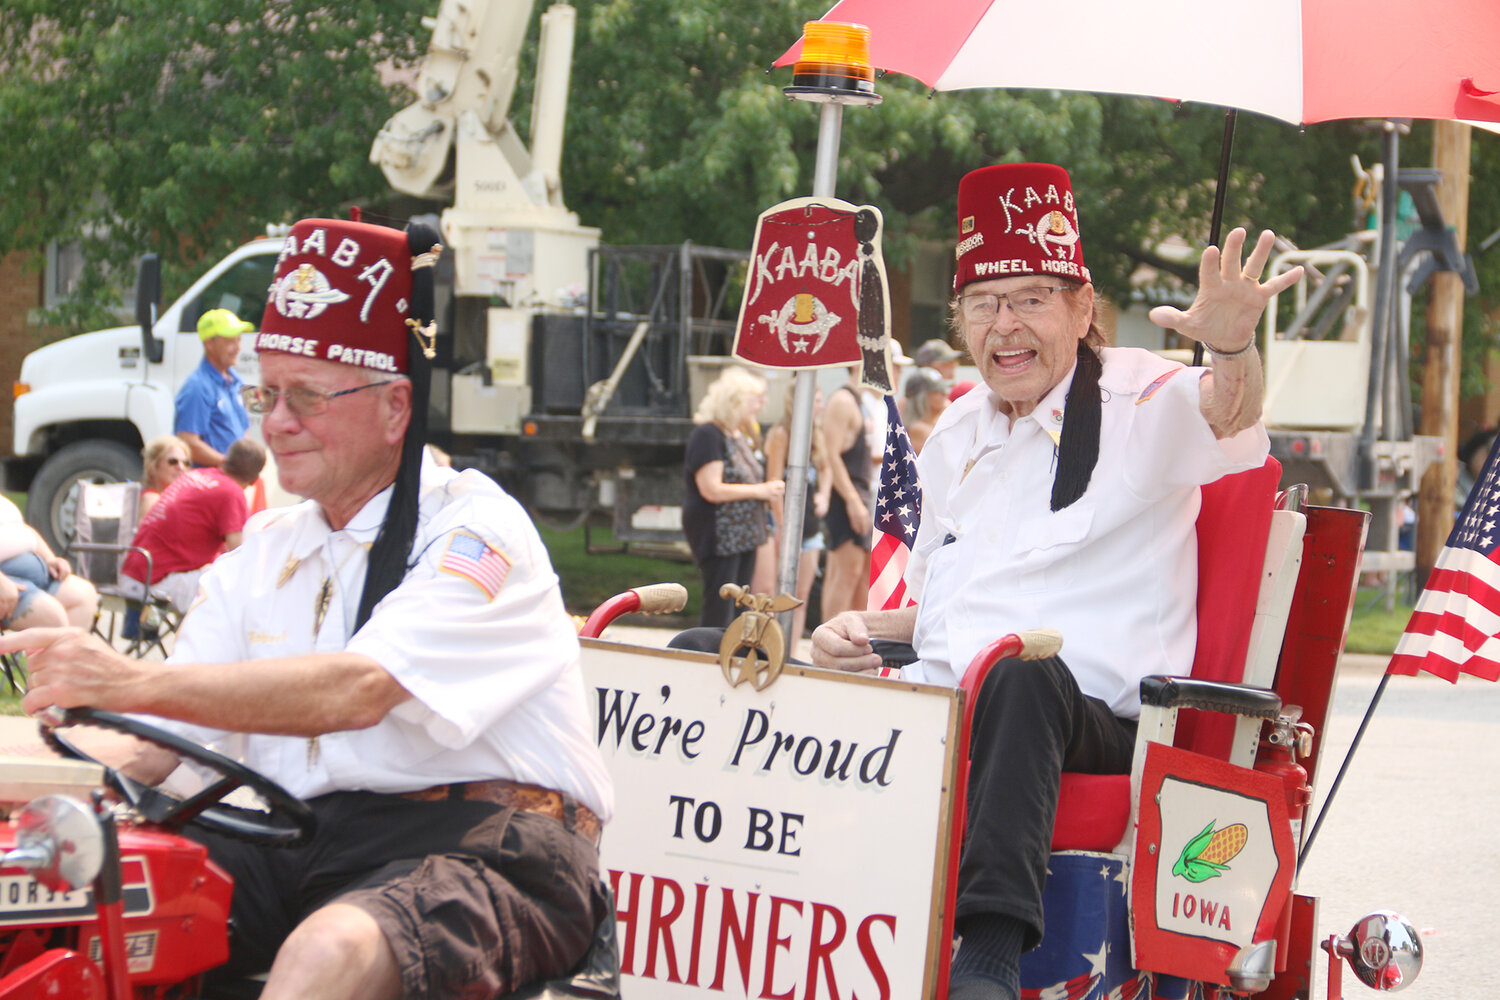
273;263;352;321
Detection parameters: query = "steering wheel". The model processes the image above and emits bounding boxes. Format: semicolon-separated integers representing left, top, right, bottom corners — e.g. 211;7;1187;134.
41;707;316;847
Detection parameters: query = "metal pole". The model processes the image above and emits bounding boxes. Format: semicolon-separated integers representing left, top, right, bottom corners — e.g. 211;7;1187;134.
1298;673;1391;869
776;102;844;637
1192;109;1238;369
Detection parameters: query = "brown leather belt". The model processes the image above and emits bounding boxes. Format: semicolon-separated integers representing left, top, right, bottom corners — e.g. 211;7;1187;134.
400;778;602;843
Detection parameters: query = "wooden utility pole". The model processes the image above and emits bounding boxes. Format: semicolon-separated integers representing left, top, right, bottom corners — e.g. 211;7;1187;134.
1415;121;1473;584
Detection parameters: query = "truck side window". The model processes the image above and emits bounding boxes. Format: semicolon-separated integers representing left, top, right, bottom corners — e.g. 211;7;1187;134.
179;253;278;333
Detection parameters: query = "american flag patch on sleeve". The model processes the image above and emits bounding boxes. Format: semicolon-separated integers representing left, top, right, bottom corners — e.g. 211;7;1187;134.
440;531;511;599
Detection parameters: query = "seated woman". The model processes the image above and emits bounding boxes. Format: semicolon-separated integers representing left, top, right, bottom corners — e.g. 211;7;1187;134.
140;434;192;519
0;496;98;629
120;438;266;613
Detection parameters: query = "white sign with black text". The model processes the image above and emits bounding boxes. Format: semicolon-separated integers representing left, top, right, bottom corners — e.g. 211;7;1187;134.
580;639;960;1000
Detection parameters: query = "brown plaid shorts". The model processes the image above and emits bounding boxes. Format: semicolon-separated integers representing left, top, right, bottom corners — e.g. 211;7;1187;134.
192;790;606;999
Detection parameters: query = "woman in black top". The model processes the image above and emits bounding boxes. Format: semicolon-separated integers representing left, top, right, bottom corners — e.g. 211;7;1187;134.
682;367;785;627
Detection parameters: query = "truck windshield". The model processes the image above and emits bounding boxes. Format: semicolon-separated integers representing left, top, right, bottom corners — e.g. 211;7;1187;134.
179;252;277;333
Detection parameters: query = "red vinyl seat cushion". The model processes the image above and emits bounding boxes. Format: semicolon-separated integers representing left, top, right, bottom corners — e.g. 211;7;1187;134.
1049;457;1281;852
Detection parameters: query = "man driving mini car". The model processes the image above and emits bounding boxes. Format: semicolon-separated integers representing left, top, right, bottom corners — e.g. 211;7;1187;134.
811;163;1302;1000
2;218;612;1000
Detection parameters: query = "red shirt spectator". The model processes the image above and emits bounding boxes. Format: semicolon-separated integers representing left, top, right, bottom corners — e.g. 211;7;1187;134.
122;467;246;583
121;438;266;610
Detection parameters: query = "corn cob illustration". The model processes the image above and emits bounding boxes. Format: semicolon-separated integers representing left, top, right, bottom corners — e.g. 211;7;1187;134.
1171;819;1248;883
1198;823;1248;865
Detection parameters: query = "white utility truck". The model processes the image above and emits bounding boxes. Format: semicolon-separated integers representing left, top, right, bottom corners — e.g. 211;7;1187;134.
7;0;747;553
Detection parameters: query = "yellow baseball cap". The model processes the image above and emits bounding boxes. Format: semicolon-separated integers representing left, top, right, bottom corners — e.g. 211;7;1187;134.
198;308;255;341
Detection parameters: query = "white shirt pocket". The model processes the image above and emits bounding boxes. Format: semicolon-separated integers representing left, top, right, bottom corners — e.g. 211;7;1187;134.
1013;505;1095;594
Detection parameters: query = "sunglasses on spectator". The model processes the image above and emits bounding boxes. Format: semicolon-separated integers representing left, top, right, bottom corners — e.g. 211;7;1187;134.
242;381;397;418
163;458;189;467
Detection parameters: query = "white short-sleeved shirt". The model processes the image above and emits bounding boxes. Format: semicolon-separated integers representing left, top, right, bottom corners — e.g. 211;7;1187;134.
157;457;614;820
902;347;1270;717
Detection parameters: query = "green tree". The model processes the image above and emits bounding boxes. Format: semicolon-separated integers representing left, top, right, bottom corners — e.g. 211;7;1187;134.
0;0;430;330
0;0;1453;337
545;0;1380;302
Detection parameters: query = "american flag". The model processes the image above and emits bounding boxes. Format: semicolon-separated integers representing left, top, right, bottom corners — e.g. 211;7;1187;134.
440;531;511;600
1388;434;1500;681
869;394;921;610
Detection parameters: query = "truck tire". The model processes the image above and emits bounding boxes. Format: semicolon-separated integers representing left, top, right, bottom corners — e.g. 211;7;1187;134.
26;440;142;555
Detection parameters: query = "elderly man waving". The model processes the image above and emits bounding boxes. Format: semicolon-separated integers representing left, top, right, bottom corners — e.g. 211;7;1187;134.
812;163;1301;1000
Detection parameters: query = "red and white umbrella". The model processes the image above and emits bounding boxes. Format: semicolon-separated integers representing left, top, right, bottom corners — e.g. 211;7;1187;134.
778;0;1500;126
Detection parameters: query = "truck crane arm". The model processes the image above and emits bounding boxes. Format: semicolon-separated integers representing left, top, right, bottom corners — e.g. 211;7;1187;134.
370;0;575;214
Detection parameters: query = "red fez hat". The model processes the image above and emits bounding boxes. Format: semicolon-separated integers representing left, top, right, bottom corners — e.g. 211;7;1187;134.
954;163;1091;291
258;219;425;374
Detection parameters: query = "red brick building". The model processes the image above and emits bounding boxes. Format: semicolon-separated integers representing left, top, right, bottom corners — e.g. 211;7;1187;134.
0;251;56;458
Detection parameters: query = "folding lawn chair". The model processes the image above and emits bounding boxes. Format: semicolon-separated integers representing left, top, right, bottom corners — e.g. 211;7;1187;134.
68;481;180;659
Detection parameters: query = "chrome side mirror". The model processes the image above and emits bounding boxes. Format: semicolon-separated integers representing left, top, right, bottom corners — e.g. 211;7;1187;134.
1332;911;1423;992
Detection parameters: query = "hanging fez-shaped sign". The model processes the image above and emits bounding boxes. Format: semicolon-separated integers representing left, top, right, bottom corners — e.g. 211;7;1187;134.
732;197;893;390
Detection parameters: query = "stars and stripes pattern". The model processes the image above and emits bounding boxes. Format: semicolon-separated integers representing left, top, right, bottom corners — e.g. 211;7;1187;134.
1389;434;1500;681
869;394;921;610
440;531;511;600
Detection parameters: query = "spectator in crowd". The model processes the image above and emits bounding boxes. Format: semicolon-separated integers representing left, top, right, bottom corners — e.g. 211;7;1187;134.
764;384;834;646
683;366;784;628
120;438;267;613
820;360;887;621
903;367;952;454
812;162;1297;1000
176;308;253;468
140;435;193;519
914;337;963;381
0;496;98;629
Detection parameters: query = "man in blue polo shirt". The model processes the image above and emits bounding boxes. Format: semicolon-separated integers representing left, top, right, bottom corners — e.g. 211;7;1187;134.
176;308;253;467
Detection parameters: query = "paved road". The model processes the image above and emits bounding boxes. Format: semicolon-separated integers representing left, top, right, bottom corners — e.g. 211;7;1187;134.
1298;657;1500;1000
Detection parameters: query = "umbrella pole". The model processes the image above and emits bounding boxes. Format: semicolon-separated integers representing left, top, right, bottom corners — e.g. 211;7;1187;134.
1297;672;1392;869
775;103;845;631
1192;109;1239;368
1207;109;1238;250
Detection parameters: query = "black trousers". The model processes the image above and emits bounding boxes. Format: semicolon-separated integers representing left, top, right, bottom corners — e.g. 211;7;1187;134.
696;549;756;628
959;655;1137;951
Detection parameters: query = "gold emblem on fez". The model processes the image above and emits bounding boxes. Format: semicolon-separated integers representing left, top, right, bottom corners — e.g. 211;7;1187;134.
274;263;351;321
1021;210;1080;260
961;215;976;234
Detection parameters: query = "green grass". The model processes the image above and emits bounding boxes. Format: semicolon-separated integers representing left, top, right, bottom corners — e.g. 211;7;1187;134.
1344;586;1418;656
538;524;702;625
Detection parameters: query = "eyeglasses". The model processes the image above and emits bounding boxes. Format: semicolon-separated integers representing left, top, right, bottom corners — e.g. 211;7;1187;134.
958;285;1071;323
163;457;189;467
242;380;397;418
